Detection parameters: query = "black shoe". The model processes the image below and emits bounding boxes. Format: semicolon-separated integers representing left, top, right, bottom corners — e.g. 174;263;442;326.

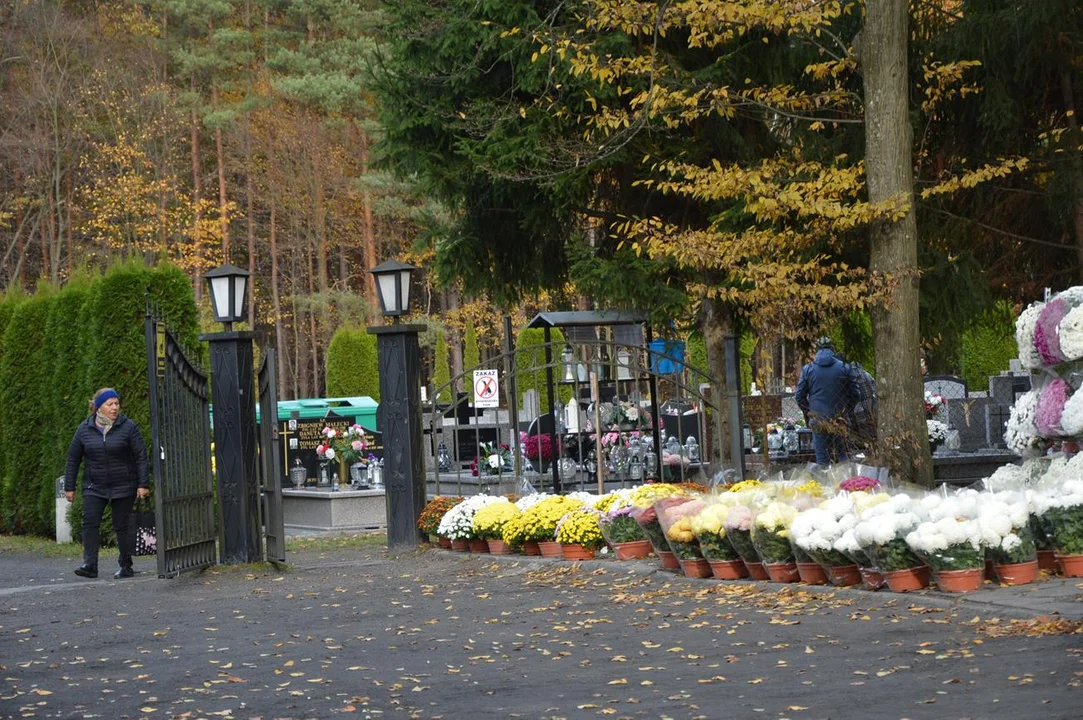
113;567;134;579
74;564;98;579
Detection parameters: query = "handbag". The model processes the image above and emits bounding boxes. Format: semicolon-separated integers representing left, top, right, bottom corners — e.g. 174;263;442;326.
130;498;157;556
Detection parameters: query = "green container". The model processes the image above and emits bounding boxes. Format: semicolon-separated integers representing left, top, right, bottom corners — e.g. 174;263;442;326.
222;396;379;431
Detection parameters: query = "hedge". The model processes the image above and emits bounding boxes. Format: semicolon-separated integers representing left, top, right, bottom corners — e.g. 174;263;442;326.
514;327;572;415
433;331;451;403
463;317;480;371
325;326;380;401
961;301;1016;392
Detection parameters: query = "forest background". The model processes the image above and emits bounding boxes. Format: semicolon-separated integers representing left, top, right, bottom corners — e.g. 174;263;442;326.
1;1;1081;481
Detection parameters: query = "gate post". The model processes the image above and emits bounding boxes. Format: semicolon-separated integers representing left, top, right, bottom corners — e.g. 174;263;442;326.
202;330;263;564
369;324;426;550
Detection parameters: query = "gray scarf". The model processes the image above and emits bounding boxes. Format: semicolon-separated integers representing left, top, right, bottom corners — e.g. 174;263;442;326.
95;412;115;435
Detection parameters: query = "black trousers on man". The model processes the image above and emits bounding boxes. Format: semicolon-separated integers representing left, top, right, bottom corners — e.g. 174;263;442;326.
81;494;136;571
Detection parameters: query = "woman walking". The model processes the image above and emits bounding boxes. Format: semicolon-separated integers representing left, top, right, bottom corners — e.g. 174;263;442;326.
64;388;150;579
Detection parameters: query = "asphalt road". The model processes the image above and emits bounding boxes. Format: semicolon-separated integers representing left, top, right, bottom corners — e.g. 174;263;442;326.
1;547;1081;720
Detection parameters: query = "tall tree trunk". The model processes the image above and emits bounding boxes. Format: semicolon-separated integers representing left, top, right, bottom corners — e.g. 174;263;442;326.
42;190;53;280
307;235;320;394
702;293;734;470
447;286;463;390
1058;41;1083;281
359;129;378;320
245;117;256;326
190;76;203;303
65;172;72;275
270;198;288;397
861;0;933;486
216;126;229;262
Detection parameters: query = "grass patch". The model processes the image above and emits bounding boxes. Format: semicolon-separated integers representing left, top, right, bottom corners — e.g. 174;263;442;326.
0;534;112;559
286;532;387;553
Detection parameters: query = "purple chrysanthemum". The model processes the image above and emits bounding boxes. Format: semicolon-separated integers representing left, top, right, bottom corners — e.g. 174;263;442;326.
1035;378;1071;437
1034;298;1069;366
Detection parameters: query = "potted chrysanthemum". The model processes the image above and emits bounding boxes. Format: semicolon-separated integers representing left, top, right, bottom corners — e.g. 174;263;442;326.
473;502;522;555
723;500;767;580
853;494;930;592
437;495;505;552
906;515;985;593
751;501;799;583
519;495;586;557
555;506;605;560
657;497;711;577
418;496;464;547
600;506;651;560
979;492;1038;585
1038;478;1083;577
689;498;746;579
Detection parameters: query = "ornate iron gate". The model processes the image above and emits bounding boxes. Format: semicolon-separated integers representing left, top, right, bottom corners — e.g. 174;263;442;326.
258;349;285;563
145;315;217;577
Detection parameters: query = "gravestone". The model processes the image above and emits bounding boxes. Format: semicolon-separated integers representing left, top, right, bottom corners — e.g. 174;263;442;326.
278;410;383;487
985;403;1011;449
925;376;967;424
946;397;996;452
988;374;1016;408
781;396;802;422
520;389;540;427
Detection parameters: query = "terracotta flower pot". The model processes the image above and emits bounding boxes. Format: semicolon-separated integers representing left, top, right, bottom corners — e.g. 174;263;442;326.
613;540;652;560
743;560;770;581
523;541;541;556
469;538;489;553
1037;549;1058;572
709;560;748;580
764;561;800;583
993;559;1039;586
657;550;681;570
538;540;563;558
796;562;829;585
561;543;596;561
680;558;713;578
934;567;985;593
826;564;862;587
860;568;886;591
438;537;453;549
487;539;512;555
1057;553;1083;577
882;566;931;592
451;538;469;552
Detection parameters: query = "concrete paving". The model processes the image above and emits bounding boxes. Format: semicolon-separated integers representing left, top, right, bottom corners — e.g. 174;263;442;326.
1;544;1081;719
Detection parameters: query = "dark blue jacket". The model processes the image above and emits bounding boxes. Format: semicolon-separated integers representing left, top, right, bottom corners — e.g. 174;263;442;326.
64;414;150;499
795;349;853;422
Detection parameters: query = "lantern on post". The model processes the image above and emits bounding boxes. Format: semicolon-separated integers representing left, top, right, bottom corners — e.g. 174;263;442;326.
615;348;633;380
368;259;417;318
561;345;576;383
203;263;249;332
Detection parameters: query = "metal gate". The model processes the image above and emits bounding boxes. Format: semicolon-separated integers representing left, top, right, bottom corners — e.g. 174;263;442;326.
145;315;217;577
258;349;285;563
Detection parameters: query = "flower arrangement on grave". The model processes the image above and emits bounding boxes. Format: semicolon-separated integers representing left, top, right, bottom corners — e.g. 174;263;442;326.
517;495;585;542
470;442;513;476
605;400;645;429
1015;302;1044;370
690;499;742;562
1059;302;1083;361
418;496;464;538
600;506;648;544
927;419;948;447
316;424;373;465
520;432;562;461
437;495;504;540
750;501;798;564
555;506;605;549
657;497;708;560
1035;379;1071;437
472;501;521;541
1005;390;1043;456
1035;296;1070;366
923;391;946;419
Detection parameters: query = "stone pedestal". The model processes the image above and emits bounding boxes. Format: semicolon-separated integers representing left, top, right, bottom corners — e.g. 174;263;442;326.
282;489;387;532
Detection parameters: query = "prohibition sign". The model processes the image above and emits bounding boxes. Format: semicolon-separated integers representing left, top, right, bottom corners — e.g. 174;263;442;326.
473;369;500;408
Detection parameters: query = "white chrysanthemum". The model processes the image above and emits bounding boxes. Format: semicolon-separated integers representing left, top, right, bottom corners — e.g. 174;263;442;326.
1005;390;1041;456
438;494;506;539
1015;302;1044;369
983;463;1024;492
1059;303;1083;361
566;491;602;507
516;493;552;511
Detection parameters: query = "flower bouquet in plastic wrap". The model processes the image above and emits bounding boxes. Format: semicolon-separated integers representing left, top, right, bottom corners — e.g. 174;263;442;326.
689;495;747;578
906;490;985;592
656;496;711;577
978;490;1038;585
853;493;930;592
600;506;652;559
751;500;799;582
628;483;689;560
1034;473;1083;577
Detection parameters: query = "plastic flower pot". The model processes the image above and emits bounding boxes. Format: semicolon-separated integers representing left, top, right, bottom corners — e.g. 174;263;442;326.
438;537;453;550
993;560;1039;586
680;558;712;578
523;541;541;556
1037;549;1058;572
613;540;652;560
561;543;596;561
764;561;800;583
882;566;931;592
657;550;681;570
934;568;984;593
469;538;489;553
860;568;886;591
1057;553;1083;577
487;539;512;555
538;540;563;558
796;562;829;585
709;560;748;580
743;560;770;581
825;564;862;587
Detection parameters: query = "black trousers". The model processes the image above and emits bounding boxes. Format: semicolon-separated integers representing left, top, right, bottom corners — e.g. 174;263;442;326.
81;494;136;570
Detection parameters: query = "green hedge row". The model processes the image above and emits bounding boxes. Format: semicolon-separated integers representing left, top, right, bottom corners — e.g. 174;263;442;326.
0;260;198;539
325;327;380;401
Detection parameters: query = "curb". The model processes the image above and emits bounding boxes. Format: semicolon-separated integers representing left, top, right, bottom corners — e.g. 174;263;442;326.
431;548;1082;621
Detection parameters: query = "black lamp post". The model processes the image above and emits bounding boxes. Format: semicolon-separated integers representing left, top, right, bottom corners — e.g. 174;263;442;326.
200;263;261;564
367;260;425;550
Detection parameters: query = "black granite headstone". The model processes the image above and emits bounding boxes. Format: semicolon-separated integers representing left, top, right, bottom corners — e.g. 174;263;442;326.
947;398;995;452
276;411;383;487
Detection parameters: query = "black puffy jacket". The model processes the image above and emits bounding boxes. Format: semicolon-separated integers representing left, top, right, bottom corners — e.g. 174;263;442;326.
64;414;150;499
